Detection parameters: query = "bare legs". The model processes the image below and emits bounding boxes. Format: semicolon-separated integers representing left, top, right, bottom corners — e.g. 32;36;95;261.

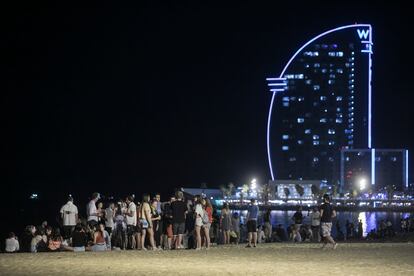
247;232;257;247
202;226;210;249
195;226;202;249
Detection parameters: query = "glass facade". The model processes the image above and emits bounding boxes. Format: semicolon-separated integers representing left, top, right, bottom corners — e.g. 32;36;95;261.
267;24;372;184
341;149;408;192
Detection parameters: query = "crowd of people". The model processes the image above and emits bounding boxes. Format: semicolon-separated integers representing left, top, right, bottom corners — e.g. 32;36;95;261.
8;190;410;253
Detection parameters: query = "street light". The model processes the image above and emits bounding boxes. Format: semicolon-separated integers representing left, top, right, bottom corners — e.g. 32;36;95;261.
359;178;367;191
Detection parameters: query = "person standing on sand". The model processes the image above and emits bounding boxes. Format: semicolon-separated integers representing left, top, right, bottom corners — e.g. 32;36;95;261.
60;195;78;239
87;192;101;227
310;206;321;242
320;194;337;249
246;198;259;248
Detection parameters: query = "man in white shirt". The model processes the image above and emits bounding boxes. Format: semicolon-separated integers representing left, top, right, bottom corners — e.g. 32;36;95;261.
60;195;79;239
87;192;100;227
5;232;19;253
125;196;137;249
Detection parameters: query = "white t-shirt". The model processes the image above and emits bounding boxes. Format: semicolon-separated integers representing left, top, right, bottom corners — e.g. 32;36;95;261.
5;237;19;252
126;202;137;226
105;208;114;229
87;200;98;222
60;201;78;226
195;203;203;217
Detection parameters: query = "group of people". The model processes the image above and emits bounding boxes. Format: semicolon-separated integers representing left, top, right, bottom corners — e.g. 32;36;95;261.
5;192;341;253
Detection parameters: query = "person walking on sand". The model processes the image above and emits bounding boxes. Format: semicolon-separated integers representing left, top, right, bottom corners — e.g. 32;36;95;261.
320;194;337;249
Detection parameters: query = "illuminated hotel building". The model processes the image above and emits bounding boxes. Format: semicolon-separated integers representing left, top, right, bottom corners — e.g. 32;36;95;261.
266;24;409;192
266;24;373;185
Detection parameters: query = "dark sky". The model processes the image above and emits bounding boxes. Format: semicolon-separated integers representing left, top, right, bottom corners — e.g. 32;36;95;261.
2;3;413;199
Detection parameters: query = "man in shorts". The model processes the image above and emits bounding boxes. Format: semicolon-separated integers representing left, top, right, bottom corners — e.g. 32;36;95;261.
246;198;259;248
171;191;187;249
320;194;337;249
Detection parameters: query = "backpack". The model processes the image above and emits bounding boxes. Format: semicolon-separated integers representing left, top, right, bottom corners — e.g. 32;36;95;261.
202;209;210;224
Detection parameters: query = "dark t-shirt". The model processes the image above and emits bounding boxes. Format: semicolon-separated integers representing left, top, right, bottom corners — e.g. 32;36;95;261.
293;211;303;224
72;231;88;247
320;203;334;223
171;200;187;224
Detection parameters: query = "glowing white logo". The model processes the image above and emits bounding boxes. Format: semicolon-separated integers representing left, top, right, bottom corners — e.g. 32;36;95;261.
357;29;370;40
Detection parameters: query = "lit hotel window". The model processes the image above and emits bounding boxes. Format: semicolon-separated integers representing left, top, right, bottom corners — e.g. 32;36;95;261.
313;135;319;140
313;141;320;145
336;118;342;123
305;129;311;134
328;141;335;146
328;129;335;134
289;157;296;162
282;135;289;140
283;97;289;101
336;68;343;74
313;85;320;91
297;140;303;145
282;146;289;151
297;118;304;123
313;157;319;162
320;96;327;101
320;118;327;123
283;102;289;107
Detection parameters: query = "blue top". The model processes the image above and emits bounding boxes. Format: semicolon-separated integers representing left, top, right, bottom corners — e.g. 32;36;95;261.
247;204;259;220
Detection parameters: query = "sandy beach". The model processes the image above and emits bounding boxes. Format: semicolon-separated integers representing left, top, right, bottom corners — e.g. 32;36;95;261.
1;243;414;275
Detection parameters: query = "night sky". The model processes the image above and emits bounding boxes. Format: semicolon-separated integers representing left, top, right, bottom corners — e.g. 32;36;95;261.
2;3;413;203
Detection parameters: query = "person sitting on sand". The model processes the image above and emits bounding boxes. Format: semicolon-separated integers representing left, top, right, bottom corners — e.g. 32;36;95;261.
31;228;47;252
71;224;89;252
48;228;63;252
91;223;110;252
5;232;19;253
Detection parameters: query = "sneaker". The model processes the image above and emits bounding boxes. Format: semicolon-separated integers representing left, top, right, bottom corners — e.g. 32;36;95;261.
245;244;252;248
253;244;257;248
333;243;338;250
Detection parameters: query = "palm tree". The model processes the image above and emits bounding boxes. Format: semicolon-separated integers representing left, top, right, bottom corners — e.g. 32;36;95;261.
385;185;395;203
227;182;235;197
261;183;271;205
284;187;290;201
295;184;304;204
220;185;228;199
311;184;320;200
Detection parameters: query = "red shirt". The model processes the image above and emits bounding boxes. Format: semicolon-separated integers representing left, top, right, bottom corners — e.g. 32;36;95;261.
206;206;213;223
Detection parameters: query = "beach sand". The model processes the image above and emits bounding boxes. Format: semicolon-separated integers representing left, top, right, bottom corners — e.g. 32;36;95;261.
1;243;414;275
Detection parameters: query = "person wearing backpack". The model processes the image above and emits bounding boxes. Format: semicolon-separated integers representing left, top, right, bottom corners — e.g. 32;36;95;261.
201;198;213;249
